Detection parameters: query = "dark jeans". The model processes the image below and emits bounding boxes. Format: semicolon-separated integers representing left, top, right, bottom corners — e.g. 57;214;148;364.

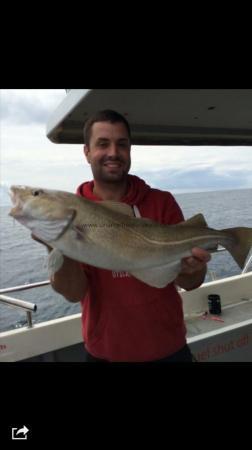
85;345;197;363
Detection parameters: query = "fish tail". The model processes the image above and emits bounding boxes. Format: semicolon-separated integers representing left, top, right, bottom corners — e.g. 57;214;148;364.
223;227;252;269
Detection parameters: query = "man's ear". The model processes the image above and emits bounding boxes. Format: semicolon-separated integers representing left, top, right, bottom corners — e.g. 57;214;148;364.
84;145;90;163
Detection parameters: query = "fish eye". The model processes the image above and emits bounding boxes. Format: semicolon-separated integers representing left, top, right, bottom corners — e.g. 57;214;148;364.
32;189;43;196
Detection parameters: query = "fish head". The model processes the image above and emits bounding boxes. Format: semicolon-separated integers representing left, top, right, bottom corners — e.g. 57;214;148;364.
9;185;72;218
9;185;41;218
9;185;76;242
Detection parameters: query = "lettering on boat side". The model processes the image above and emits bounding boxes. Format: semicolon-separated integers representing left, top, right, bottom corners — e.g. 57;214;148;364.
195;333;252;361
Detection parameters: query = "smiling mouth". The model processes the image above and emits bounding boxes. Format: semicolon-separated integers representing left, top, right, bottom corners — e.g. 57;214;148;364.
104;162;122;168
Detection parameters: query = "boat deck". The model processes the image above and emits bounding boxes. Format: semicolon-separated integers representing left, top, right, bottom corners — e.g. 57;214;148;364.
186;298;252;338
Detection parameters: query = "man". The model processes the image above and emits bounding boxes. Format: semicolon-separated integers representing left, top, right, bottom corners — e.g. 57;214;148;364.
50;110;210;362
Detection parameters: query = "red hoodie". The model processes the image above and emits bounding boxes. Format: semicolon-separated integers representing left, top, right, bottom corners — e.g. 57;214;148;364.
76;175;187;362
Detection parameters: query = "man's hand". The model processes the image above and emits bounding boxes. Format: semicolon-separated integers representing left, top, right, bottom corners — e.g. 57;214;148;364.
180;247;211;275
175;247;211;291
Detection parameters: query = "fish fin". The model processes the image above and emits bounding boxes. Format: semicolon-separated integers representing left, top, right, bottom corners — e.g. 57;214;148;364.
178;214;208;228
99;201;135;217
223;227;252;269
48;249;64;277
29;210;75;242
130;262;181;288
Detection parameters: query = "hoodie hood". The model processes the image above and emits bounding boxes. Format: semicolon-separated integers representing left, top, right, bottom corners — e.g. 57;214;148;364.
76;174;150;206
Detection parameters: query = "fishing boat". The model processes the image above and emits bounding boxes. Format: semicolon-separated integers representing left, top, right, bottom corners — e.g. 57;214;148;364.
1;89;252;362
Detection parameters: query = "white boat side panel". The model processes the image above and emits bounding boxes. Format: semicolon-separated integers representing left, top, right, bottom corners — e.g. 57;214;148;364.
0;313;82;362
188;321;252;362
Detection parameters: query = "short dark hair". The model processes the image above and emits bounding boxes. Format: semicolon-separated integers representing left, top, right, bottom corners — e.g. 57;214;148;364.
83;110;131;146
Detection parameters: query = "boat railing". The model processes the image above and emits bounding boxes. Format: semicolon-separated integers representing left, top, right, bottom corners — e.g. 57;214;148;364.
0;247;251;329
0;281;50;328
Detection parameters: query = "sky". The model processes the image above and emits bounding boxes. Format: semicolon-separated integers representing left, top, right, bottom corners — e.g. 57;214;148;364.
1;89;252;199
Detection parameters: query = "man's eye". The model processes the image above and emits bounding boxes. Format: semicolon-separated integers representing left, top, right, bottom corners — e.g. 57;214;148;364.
99;142;108;148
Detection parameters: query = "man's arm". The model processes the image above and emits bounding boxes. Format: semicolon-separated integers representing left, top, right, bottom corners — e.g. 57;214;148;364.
32;234;88;302
175;248;211;291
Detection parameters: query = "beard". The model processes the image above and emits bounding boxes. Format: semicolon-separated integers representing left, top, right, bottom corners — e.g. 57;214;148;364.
91;157;131;183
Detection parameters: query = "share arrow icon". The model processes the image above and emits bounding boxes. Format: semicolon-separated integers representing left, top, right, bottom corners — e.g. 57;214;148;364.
12;425;29;440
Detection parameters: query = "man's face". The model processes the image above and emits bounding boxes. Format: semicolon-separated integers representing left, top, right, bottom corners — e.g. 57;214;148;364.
84;121;131;183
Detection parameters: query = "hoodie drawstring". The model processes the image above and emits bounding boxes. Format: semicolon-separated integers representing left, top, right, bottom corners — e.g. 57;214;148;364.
133;205;141;218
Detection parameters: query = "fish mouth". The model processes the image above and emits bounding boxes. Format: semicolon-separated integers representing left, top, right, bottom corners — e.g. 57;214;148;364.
8;187;24;216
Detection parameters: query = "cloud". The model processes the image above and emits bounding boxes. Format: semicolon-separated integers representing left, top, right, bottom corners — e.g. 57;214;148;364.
137;167;252;193
131;146;252;173
131;145;252;191
0;89;65;125
1;157;92;193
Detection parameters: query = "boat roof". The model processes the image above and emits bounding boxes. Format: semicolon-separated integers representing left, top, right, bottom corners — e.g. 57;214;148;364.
46;89;252;146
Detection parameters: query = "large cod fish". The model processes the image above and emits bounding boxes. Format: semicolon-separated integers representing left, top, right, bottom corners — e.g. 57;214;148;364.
9;185;252;288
